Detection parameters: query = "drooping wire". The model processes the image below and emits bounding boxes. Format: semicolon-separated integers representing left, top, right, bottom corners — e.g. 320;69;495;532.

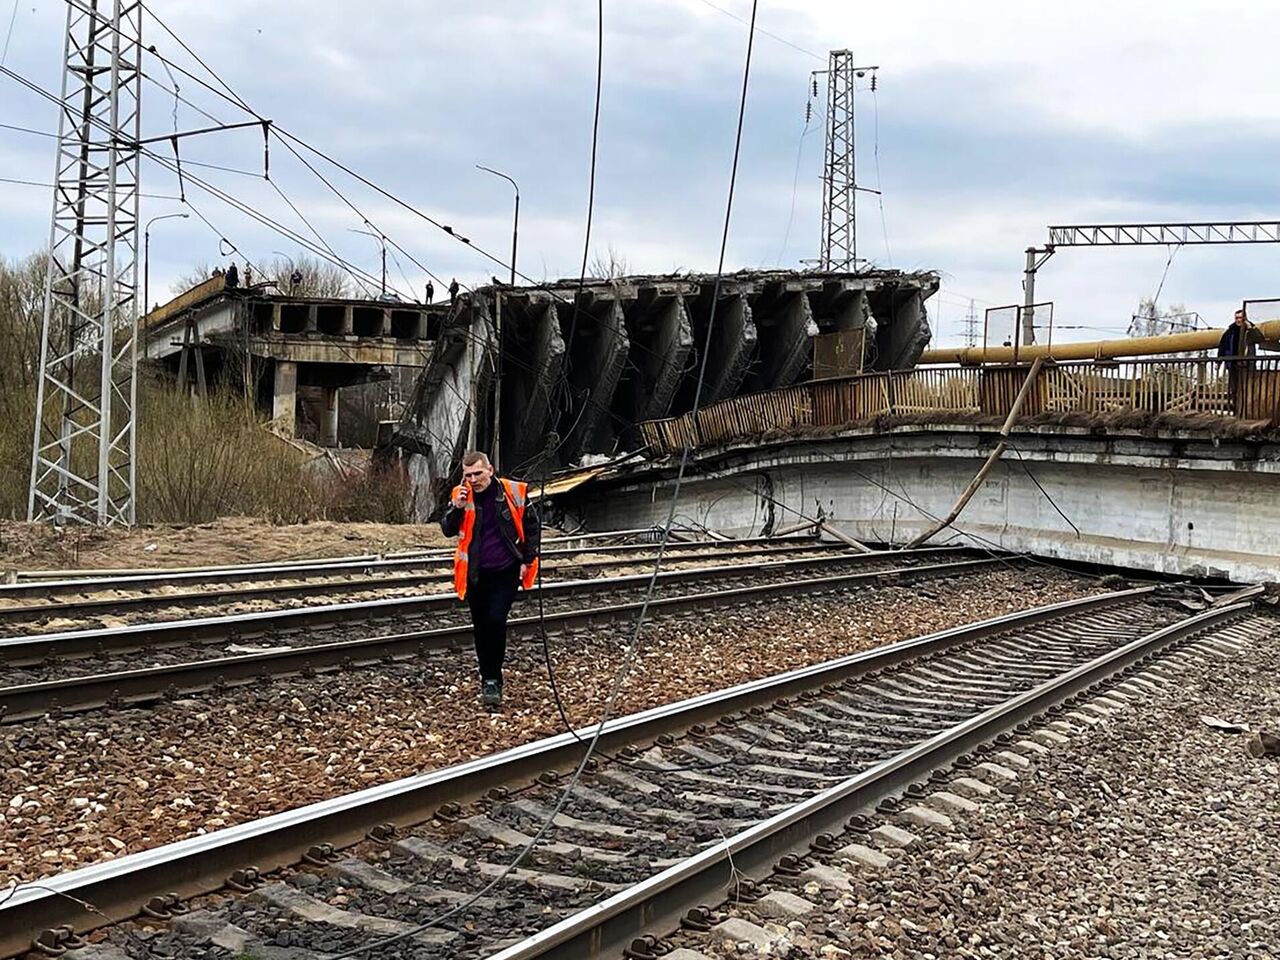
324;4;761;954
871;76;891;267
776;78;820;265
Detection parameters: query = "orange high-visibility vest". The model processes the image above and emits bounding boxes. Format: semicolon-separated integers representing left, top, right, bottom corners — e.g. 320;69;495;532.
451;478;540;600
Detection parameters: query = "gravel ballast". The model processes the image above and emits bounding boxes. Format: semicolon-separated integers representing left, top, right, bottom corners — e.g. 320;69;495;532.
675;614;1280;960
0;566;1100;883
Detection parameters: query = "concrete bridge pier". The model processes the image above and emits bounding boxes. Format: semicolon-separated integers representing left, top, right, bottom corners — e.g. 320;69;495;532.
272;360;297;435
319;387;339;446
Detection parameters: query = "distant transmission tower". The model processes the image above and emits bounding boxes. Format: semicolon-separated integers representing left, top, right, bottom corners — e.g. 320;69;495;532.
28;0;143;525
963;298;979;347
817;50;855;271
816;51;878;272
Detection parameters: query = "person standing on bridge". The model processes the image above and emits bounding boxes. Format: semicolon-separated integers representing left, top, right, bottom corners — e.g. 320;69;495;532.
1218;307;1260;412
440;451;541;708
425;280;434;304
449;278;460;305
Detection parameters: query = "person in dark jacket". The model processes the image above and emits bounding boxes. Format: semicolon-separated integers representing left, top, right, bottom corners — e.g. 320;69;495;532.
1218;307;1260;412
440;451;541;707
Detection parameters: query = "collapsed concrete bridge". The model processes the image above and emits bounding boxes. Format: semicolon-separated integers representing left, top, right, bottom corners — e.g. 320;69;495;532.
386;267;939;517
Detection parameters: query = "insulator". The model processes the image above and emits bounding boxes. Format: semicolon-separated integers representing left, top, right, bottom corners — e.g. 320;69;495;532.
805;101;812;123
870;73;878;92
812;77;819;97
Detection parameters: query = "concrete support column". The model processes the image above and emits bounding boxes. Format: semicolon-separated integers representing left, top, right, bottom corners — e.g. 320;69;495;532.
342;306;354;335
273;360;297;436
381;309;392;336
306;305;318;333
320;386;339;446
271;303;282;333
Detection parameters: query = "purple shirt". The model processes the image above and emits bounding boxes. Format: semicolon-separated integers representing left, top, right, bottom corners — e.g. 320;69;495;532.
473;482;519;571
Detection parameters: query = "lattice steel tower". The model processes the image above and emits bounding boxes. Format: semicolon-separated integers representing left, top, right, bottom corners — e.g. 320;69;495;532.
28;0;143;525
818;49;856;271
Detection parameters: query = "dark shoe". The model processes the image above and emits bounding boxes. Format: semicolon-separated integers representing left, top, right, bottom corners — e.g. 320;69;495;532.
481;679;502;708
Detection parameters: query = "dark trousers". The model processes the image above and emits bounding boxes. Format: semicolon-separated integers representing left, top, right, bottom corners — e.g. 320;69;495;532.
466;564;520;682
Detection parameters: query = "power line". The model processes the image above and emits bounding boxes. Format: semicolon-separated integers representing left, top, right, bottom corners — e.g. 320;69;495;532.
696;0;821;62
0;0;17;66
0;174;182;200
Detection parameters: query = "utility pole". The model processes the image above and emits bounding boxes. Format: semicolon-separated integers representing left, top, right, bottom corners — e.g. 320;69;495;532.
963;298;979;348
815;51;878;272
28;0;143;526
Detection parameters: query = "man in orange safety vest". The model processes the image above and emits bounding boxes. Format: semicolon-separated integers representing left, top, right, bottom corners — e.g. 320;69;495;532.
440;450;541;708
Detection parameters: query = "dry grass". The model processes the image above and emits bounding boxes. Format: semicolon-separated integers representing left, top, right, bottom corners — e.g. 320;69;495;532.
135;383;320;524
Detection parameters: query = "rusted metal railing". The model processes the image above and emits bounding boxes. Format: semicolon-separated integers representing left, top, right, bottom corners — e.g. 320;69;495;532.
637;358;1280;455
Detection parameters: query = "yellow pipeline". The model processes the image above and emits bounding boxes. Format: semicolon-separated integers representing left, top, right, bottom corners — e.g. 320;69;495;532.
920;318;1280;365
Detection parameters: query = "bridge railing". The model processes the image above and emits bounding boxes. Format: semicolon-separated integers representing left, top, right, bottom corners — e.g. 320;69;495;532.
637;358;1280;454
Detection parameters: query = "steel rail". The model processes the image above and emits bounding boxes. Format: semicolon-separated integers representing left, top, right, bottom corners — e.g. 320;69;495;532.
491;600;1251;960
0;556;999;721
0;534;825;595
4;527;665;582
0;540;853;612
0;586;1157;956
0;547;962;662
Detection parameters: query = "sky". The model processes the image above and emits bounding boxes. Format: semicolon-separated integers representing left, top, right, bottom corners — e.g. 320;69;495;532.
3;0;1280;347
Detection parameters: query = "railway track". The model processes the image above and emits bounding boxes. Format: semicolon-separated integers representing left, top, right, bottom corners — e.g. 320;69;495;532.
0;550;990;721
5;585;1266;959
0;535;832;617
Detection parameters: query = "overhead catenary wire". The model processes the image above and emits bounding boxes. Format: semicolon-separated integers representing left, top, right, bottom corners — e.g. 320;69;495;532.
0;0;17;66
324;4;761;955
871;80;891;266
0;64;401;301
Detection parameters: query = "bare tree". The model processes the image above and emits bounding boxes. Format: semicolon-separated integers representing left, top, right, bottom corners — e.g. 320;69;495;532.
266;252;352;298
588;244;631;280
171;252;353;299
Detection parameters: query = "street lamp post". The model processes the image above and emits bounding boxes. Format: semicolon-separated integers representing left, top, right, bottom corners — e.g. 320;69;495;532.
475;164;519;284
143;212;189;315
272;250;298;293
475;165;520;466
349;228;387;297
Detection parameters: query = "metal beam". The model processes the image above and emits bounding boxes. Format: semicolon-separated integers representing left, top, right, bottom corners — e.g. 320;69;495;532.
1047;221;1280;246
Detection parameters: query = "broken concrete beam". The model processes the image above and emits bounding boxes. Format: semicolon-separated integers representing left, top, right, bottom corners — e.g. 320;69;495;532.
756;290;817;388
699;293;757;403
876;289;932;370
632;294;693;422
560;296;629;462
504;300;565;472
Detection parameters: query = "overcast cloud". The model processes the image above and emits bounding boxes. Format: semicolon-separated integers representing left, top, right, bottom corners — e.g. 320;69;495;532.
3;0;1279;346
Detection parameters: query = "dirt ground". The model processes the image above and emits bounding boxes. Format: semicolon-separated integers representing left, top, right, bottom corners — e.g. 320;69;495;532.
0;518;456;573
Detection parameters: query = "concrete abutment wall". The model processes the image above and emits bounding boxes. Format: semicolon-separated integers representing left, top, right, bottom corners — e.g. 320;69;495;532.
562;432;1280;583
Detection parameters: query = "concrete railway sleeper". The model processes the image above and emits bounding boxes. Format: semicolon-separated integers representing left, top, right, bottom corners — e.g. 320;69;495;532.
0;548;972;668
2;586;1259;959
0;556;998;722
0;541;857;628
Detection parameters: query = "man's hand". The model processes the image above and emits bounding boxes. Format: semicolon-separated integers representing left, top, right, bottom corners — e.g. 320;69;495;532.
451;487;468;509
520;563;529;583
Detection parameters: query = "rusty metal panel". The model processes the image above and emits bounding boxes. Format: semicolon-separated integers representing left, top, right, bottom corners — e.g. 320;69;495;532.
1239;364;1280;423
812;330;865;380
977;367;1042;417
